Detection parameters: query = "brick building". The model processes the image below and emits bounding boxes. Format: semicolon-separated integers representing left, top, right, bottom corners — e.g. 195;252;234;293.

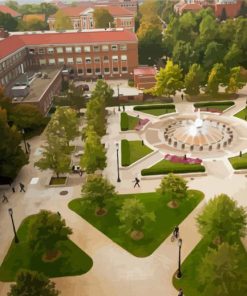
134;67;157;90
48;4;135;32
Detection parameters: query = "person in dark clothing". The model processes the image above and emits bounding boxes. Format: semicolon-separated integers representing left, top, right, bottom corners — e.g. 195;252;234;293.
57;211;61;217
19;183;25;192
134;177;140;188
173;226;179;239
181;93;184;101
2;193;8;203
27;142;31;153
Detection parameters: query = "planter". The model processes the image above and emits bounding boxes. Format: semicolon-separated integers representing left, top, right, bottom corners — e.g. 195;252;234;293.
49;176;68;187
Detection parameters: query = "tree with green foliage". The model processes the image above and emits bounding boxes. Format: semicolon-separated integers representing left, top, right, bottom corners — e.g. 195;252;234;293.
184;63;205;96
0;11;18;31
8;269;60;296
206;63;226;95
203;42;225;70
28;210;72;260
198;243;247;296
18;19;48;31
151;60;183;96
93;8;114;28
35;133;71;178
197;194;247;245
81;174;115;215
86;98;106;136
91;79;114;105
224;43;243;69
226;66;246;93
5;1;19;12
0;108;28;180
157;173;188;207
117;198;155;240
80;126;106;173
54;10;73;30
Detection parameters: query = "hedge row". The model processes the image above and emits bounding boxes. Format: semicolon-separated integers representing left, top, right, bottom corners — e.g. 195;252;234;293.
120;112;129;131
133;104;175;111
141;162;206;176
121;140;130;166
194;101;234;108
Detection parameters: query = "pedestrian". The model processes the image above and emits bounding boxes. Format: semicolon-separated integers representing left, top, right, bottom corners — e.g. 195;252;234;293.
178;288;184;296
134;177;140;188
141;140;144;146
2;193;8;203
27;142;31;153
19;182;25;192
57;211;61;217
173;225;179;239
79;169;83;176
181;93;184;101
184;154;187;160
240;151;242;157
123;105;125;112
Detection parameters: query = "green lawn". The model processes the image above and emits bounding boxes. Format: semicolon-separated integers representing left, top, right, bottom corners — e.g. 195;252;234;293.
234;108;247;120
133;104;176;116
228;153;247;170
128;114;140;130
121;140;153;166
0;215;93;281
120;112;139;131
173;239;247;295
69;191;204;257
187;93;237;102
142;159;205;176
194;101;234;112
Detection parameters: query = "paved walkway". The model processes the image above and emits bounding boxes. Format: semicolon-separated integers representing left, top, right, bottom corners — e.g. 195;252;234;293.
1;88;247;296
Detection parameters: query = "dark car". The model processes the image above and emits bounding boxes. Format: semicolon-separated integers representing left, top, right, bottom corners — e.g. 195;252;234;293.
81;84;89;91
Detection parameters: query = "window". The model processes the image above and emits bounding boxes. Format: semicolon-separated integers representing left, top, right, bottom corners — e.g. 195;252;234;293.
85;57;91;64
48;58;55;65
95;68;101;74
121;55;127;61
76;57;82;64
77;68;83;75
86;68;92;75
104;67;110;74
39;59;46;65
47;47;54;54
94;57;100;63
75;47;82;53
113;67;119;73
65;47;72;53
121;66;128;73
102;45;109;52
120;44;127;51
67;57;74;64
84;46;91;52
56;47;63;53
38;48;45;54
93;45;100;52
58;58;64;64
112;55;118;62
103;56;109;63
111;45;118;51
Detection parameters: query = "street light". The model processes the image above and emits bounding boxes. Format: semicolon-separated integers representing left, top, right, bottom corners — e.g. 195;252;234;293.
177;238;183;278
21;129;28;154
8;208;19;243
117;84;121;111
116;143;121;182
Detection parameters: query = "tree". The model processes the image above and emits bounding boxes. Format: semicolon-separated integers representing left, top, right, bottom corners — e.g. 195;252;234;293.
0;11;18;31
8;269;60;296
5;1;19;12
40;2;58;17
93;8;114;28
203;42;225;70
0;108;28;180
197;194;247;245
157;173;188;207
117;198;155;240
198;243;247;295
18;19;48;31
35;133;71;178
54;10;73;30
81;174;116;215
151;60;183;97
206;63;226;95
224;44;243;69
28;210;72;260
91;79;114;106
184;64;205;96
226;66;246;93
80;126;106;173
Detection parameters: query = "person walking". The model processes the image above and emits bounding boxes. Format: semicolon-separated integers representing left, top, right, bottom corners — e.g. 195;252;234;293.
181;93;184;101
134;177;140;188
19;182;25;192
2;193;8;203
173;225;179;239
57;211;61;217
178;288;184;296
79;169;83;176
123;105;125;112
27;142;31;153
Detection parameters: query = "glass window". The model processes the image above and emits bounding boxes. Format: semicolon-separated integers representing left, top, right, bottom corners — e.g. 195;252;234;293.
48;59;55;65
112;55;118;62
102;45;109;52
104;67;110;74
120;44;127;51
94;57;100;63
76;57;82;64
93;45;100;52
103;56;109;62
47;47;54;54
67;57;74;64
121;66;128;73
86;68;92;75
65;47;72;53
85;57;91;64
111;45;118;51
38;48;45;54
56;47;63;53
95;68;101;74
39;59;46;65
84;46;91;52
58;58;64;64
121;55;127;61
113;67;119;73
75;47;82;53
77;68;83;75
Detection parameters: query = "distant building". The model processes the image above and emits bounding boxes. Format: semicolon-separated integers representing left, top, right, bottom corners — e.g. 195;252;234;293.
0;5;21;18
134;66;157;90
48;4;135;32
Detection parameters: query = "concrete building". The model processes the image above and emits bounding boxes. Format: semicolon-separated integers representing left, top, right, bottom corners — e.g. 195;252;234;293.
48;4;135;32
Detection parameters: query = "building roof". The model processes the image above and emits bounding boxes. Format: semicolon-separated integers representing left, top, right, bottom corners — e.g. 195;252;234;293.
134;67;156;76
23;14;46;22
0;5;21;17
0;29;137;60
180;3;203;12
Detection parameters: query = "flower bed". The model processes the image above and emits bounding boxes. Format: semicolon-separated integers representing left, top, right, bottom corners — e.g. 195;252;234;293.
164;154;202;165
135;118;149;131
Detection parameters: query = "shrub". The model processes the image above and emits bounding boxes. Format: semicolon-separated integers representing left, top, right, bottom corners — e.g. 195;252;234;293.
194;101;234;108
121;140;130;166
120;112;129;131
134;104;175;111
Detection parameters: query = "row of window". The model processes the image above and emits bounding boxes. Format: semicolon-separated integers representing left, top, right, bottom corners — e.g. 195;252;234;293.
36;44;127;55
0;63;27;86
76;67;128;75
0;50;26;71
39;55;127;65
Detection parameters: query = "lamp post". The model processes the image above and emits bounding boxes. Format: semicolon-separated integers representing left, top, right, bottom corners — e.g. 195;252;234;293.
8;208;19;243
116;143;121;182
117;84;121;111
177;238;183;278
21;129;28;154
